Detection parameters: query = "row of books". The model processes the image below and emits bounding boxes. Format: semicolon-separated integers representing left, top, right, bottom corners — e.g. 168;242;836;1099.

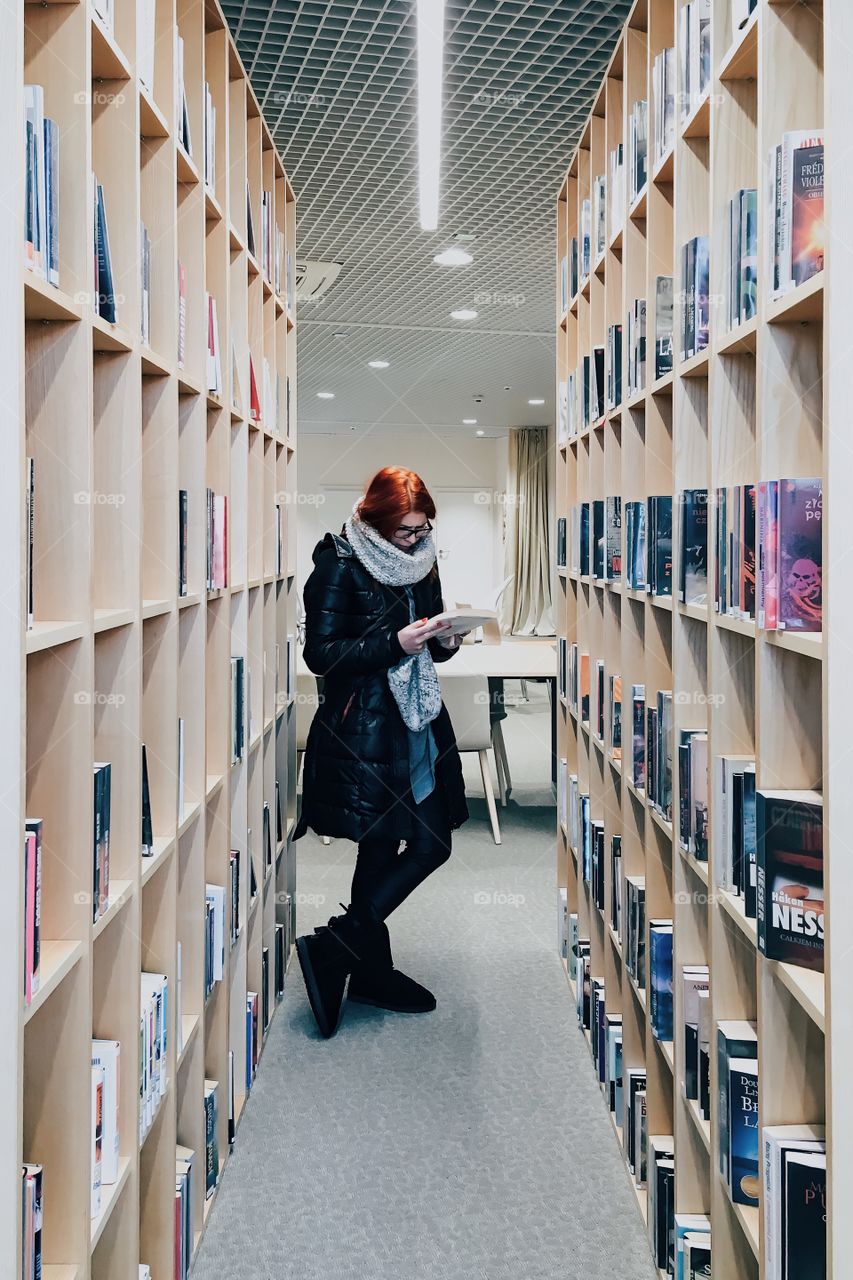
768;132;824;298
206;489;228;589
141;222;151;346
679;235;710;360
204;883;226;997
24;86;59;288
177;34;193;156
231;654;247;762
678;0;711;124
678;731;709;861
204;1079;219;1198
628;98;647;203
21;1163;42;1280
206;292;223;396
91;1038;120;1215
651;47;675;169
204;81;216;191
727;187;758;328
93;762;112;923
758;477;822;632
93;175;117;324
175;1144;195;1279
140;971;169;1142
23;819;41;1006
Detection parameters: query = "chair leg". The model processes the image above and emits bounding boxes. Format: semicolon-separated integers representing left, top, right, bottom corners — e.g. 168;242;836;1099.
493;720;512;799
478;750;502;845
520;679;529;701
492;727;507;807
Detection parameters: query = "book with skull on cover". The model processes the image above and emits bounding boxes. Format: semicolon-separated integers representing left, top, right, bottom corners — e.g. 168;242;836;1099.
777;477;822;632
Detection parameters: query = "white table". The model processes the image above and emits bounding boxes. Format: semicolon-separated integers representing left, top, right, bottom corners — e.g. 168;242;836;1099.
438;637;556;679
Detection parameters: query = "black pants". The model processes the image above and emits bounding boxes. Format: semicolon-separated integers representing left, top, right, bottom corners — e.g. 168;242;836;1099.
350;785;452;921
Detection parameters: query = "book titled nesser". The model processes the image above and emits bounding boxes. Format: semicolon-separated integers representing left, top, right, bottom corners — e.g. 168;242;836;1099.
757;789;823;972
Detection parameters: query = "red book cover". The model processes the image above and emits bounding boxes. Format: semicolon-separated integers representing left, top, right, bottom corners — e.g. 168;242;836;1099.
778;478;822;631
249;355;261;421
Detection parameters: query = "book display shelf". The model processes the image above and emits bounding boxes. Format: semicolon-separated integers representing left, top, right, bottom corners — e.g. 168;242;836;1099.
10;0;300;1271
555;0;848;1275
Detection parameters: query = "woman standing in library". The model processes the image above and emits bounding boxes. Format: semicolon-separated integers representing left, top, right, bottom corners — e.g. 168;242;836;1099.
294;466;468;1037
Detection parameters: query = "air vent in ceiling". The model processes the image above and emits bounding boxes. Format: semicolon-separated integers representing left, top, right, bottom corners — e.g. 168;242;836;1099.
295;260;343;303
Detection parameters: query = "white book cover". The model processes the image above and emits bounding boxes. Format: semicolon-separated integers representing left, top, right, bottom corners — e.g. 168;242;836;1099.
91;1040;120;1185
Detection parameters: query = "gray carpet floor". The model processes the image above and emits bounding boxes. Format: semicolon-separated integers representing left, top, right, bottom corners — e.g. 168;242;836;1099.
193;690;658;1280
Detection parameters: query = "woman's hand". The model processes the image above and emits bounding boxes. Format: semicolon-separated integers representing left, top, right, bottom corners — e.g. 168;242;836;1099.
437;629;468;650
398;618;450;655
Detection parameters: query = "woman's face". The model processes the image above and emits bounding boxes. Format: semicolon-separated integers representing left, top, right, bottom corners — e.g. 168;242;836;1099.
389;509;432;552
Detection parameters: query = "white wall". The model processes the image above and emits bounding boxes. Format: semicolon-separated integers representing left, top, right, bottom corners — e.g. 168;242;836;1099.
295;433;509;608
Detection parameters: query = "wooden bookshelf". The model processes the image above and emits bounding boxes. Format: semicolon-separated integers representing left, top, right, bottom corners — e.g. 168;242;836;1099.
556;0;836;1275
12;0;299;1273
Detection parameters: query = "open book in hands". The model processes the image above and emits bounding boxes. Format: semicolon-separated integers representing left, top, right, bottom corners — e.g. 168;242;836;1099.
430;607;500;639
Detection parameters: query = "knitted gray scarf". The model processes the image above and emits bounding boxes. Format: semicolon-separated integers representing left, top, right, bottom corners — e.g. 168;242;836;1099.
344;511;443;732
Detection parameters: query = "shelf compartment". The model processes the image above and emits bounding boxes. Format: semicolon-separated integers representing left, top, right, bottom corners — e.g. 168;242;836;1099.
23;938;85;1024
719;8;759;82
89;1155;132;1251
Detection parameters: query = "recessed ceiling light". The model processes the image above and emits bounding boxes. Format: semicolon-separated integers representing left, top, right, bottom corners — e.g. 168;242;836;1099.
317;391;335;399
433;246;473;266
462;418;477;425
368;360;390;369
528;398;545;405
450;308;477;321
475;429;485;436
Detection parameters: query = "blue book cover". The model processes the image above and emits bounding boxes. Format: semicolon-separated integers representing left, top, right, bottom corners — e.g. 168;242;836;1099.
728;1058;759;1205
649;924;673;1042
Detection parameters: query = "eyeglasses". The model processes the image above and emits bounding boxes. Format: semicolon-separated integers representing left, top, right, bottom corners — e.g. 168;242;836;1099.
395;521;433;541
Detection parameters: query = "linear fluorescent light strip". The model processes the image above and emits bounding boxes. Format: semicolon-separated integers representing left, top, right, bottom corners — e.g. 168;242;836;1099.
416;0;445;231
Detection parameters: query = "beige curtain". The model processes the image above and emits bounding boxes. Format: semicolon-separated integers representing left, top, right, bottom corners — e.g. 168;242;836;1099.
501;426;554;635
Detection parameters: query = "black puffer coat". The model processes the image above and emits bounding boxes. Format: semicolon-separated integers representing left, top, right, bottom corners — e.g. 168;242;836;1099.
294;531;469;843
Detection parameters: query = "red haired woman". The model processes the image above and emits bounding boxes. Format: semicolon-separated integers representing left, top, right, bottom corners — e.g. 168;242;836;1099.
293;466;468;1037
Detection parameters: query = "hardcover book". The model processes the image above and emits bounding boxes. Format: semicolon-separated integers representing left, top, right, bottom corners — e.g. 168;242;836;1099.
729;1058;760;1206
756;789;823;971
784;1151;826;1279
777;478;822;632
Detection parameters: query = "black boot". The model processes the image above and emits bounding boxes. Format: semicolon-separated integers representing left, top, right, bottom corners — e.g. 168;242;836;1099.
347;920;436;1014
296;905;377;1038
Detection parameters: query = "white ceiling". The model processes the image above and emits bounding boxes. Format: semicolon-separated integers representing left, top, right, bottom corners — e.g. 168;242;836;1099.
221;0;631;436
